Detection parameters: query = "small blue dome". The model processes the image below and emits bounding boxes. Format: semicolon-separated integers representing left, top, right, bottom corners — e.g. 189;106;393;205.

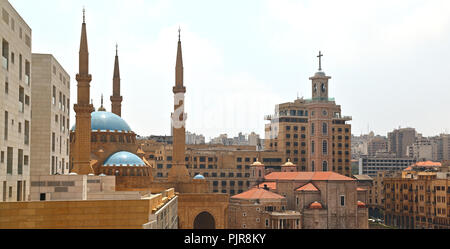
193;174;205;180
103;151;146;167
71;111;132;132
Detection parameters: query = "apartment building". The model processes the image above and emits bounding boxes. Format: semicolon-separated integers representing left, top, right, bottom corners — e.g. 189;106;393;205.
384;161;450;229
31;53;70;176
0;0;32;202
358;154;417;178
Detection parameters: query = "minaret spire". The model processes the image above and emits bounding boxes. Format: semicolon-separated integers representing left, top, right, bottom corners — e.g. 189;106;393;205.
169;27;190;183
98;94;106;111
72;8;94;175
111;44;123;116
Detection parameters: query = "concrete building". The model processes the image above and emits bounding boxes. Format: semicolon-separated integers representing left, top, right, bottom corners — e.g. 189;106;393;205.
0;174;178;229
186;131;205;145
30;54;70;176
388;127;416;158
368;136;387;156
229;170;368;229
265;52;352;177
0;0;32;202
358;154;417;178
384;161;450;229
407;137;434;161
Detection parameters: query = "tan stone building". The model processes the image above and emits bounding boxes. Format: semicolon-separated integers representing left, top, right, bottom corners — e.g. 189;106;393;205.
31;54;70;176
0;0;32;202
229;169;368;229
384;161;450;229
264;52;352;177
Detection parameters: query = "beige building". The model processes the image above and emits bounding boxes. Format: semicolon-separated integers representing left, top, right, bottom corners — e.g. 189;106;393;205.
31;54;70;176
265;53;352;177
368;136;387;156
0;0;32;202
1;174;178;229
384;161;450;229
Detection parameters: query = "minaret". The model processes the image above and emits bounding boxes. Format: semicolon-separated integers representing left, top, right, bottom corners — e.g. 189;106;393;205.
98;94;106;111
72;9;94;175
168;28;190;183
110;44;123;116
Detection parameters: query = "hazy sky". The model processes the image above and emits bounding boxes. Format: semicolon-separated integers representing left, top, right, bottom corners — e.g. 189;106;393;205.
9;0;450;140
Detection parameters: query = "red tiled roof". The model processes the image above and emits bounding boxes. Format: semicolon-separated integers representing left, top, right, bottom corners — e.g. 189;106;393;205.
404;166;412;171
231;188;285;200
256;182;277;190
296;183;319;192
309;201;323;209
413;161;441;167
265;171;355;181
357;188;367;191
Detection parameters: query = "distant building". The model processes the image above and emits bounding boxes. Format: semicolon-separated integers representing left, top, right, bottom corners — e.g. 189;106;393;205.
368;136;388;156
185;131;205;145
388;127;416;158
358;154;417;178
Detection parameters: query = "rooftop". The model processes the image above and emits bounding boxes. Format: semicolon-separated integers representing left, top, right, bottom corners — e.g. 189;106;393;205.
231;188;285;200
265;172;355;182
296;183;319;192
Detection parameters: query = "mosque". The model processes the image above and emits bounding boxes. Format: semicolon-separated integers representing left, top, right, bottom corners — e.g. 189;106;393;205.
69;11;228;228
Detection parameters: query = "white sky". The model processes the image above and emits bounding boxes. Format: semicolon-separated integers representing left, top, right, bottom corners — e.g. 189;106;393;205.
9;0;450;140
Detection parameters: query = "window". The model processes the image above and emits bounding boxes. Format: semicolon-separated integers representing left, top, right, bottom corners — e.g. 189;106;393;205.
322;123;327;134
18;149;23;175
311;141;315;154
24;60;30;85
4;76;8;94
311;160;315;172
4;111;8;140
24;121;29;145
52;133;55;152
52;86;56;105
340;195;345;206
2;39;9;70
311;123;315;135
322;140;328;154
7;147;13;175
322;161;328;171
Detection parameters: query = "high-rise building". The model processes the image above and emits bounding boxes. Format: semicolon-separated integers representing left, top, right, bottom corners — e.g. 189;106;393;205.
388;127;416;158
30;54;70;176
265;52;352;176
367;136;388;156
0;0;32;202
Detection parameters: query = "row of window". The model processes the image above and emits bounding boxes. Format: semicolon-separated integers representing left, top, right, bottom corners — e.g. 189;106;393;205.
2;7;31;47
2;38;31;82
1;147;28;175
3;111;29;145
52;85;70;114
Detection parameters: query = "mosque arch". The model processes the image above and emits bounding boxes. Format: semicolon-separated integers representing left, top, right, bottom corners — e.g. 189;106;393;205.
193;211;215;229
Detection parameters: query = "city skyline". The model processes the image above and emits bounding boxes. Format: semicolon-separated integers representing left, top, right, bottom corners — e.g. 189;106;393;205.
9;0;450;139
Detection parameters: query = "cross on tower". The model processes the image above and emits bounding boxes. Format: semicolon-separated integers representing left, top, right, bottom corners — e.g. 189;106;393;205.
317;51;323;71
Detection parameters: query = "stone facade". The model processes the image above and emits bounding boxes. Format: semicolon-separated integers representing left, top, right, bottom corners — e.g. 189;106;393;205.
384;161;450;229
0;0;32;202
31;54;70;176
229;171;368;229
264;67;352;177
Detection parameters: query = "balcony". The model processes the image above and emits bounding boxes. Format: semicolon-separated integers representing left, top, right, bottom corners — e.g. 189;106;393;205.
24;74;30;85
2;56;7;70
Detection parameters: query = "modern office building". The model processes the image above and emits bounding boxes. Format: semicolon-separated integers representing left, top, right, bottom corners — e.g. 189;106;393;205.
30;53;70;176
0;0;32;202
358;154;417;178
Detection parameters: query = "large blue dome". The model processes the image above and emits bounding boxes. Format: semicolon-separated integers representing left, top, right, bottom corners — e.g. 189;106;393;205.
71;111;132;132
103;151;146;166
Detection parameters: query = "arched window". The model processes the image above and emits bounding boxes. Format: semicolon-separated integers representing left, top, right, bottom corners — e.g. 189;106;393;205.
110;135;116;142
322;140;328;154
119;135;124;143
126;136;131;143
311;161;315;172
101;135;107;142
322;123;327;135
311;123;315;135
322;161;328;171
91;135;97;142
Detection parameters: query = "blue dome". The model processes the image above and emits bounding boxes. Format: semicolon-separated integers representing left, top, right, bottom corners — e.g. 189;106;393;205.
71;111;132;132
103;151;146;167
193;174;205;180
